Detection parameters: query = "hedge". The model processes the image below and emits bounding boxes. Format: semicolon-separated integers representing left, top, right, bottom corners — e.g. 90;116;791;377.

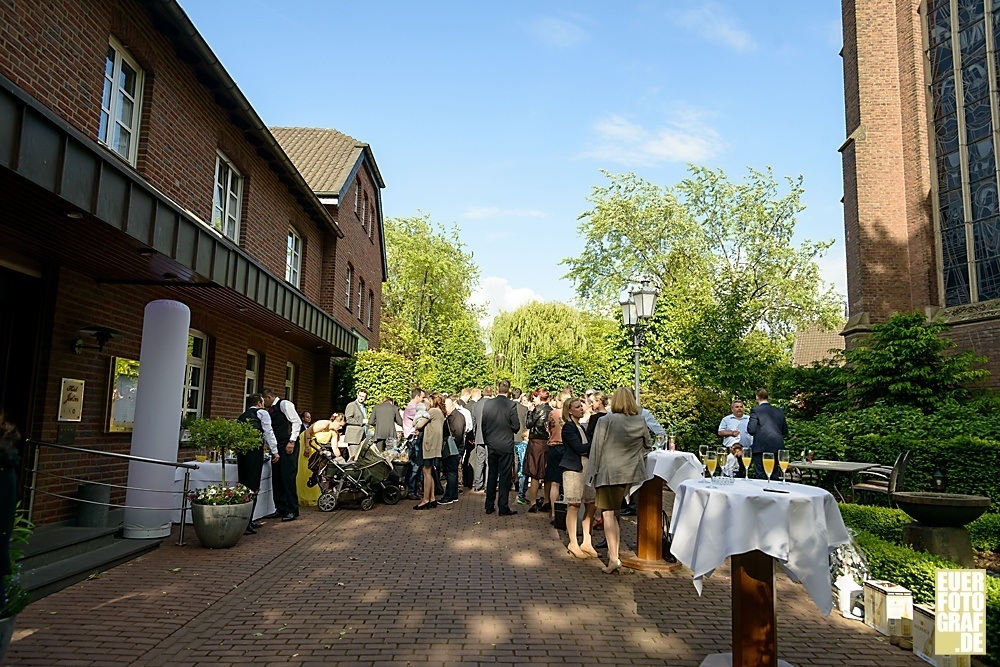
840;503;1000;552
853;530;1000;666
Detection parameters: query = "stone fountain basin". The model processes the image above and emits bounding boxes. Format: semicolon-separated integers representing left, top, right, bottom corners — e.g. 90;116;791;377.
893;492;991;528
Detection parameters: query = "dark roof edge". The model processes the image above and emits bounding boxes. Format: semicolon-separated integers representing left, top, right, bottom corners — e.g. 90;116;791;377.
143;0;344;239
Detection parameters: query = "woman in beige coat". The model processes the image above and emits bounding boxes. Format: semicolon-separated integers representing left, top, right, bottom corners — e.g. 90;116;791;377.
584;387;649;573
414;393;447;510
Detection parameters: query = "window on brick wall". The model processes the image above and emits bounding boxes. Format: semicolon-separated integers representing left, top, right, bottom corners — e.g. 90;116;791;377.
362;192;369;232
358;278;365;320
99;37;144;165
245;349;260;406
212;153;242;242
345;264;353;310
285;362;296;404
926;0;1000;305
285;227;302;288
367;289;374;329
354;183;360;215
183;330;208;421
368;202;375;239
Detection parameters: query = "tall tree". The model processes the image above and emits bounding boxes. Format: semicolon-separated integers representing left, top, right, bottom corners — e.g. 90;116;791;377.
562;167;843;397
488;302;593;388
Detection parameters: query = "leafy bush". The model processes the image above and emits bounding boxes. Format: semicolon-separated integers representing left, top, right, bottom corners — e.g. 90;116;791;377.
187;418;263;456
2;506;33;618
642;361;730;453
840;503;1000;552
771;357;847;418
524;349;591;395
854;530;1000;666
967;512;1000;552
353;350;411;406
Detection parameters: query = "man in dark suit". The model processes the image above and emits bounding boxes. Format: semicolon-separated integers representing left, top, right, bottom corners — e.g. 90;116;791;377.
368;396;402;451
746;388;788;480
480;380;520;516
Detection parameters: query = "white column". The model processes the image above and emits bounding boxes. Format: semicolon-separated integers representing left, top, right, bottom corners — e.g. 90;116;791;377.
123;300;190;539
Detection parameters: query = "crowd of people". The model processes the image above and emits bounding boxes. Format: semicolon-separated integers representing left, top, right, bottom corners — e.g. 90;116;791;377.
235;380;789;575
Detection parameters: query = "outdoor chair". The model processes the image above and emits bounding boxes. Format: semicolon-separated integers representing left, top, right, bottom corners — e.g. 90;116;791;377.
851;450;911;507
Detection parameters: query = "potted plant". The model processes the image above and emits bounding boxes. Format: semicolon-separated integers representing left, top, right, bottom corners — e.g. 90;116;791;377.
186;418;262;486
1;507;33;662
188;483;256;549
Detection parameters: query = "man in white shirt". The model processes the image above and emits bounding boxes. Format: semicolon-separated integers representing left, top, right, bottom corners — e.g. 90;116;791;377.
261;388;303;521
718;400;752;452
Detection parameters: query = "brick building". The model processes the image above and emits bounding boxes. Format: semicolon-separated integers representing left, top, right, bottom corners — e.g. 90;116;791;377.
840;0;999;382
0;0;385;524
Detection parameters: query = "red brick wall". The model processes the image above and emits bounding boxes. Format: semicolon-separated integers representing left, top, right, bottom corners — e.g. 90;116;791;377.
329;165;384;349
0;0;328;307
31;266;327;525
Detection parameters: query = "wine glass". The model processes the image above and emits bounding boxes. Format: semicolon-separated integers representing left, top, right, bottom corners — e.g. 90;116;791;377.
699;445;709;482
741;448;753;480
704;450;718;486
778;450;789;484
762;453;775;488
717;447;728;479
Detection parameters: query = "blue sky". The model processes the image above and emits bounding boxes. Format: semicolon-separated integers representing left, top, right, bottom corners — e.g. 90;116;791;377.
182;1;847;323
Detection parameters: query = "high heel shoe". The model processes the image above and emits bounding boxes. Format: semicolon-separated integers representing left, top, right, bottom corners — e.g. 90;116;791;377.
566;546;588;559
601;559;623;574
581;544;600;558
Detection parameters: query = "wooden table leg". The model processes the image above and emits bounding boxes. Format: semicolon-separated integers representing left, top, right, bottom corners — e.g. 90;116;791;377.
732;550;777;667
621;477;679;572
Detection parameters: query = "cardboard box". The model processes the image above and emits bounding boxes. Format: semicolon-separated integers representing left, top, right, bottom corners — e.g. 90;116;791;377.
864;580;913;637
912;604;972;667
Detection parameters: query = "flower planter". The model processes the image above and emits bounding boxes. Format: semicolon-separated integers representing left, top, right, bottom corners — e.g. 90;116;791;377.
190;502;253;549
0;615;15;663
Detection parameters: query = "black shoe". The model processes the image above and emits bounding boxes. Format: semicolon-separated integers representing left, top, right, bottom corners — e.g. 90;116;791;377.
281;514;297;522
528;504;539;513
539;502;551;512
499;509;517;516
244;525;257;535
594;538;608;549
250;521;263;529
264;511;282;519
620;508;637;516
485;507;495;514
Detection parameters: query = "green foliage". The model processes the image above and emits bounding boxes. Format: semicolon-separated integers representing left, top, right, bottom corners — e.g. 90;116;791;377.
353;350;411;406
641;361;729;452
967;512;1000;552
380;214;482;365
432;312;490;394
843;313;989;410
562;167;841;401
490;302;594;388
841;503;1000;552
524;349;591;394
770;356;847;418
188;483;255;506
187;418;262;456
2;506;33;618
853;530;1000;666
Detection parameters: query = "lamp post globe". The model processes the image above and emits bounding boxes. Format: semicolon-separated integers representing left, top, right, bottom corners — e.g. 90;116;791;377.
621;277;659;408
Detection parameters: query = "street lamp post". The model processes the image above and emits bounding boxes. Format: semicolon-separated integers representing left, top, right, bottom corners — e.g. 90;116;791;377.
619;276;658;407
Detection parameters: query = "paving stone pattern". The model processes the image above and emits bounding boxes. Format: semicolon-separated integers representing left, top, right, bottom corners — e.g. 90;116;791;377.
6;491;925;666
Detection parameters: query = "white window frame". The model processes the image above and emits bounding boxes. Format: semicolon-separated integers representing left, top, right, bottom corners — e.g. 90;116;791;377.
212;152;243;242
361;192;368;231
285;227;302;287
354;183;360;214
245;349;260;405
99;37;144;165
285;362;296;404
367;289;374;328
345;265;353;310
358;278;365;320
183;330;208;421
368;202;375;239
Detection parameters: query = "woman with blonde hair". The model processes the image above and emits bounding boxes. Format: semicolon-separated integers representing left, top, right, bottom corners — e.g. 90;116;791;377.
560;396;599;558
413;393;447;510
584;387;649;573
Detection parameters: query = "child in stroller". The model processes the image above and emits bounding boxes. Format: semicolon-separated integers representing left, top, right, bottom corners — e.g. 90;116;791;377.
308;437;402;510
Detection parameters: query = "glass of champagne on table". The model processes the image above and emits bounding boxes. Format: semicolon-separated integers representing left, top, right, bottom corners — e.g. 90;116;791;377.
762;453;775;488
704;449;719;485
699;445;709;482
778;450;789;484
717;447;727;482
742;448;752;480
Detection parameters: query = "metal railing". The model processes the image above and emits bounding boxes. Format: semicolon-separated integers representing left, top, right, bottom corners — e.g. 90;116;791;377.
26;439;200;546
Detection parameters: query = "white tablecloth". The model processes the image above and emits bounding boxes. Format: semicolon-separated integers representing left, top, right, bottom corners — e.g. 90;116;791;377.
171;460;275;523
669;478;849;615
630;450;704;498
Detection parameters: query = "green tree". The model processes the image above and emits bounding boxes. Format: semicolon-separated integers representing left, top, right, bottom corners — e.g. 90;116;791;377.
524;349;591;394
843;313;989;410
381;215;481;365
562;167;842;398
353;350;411;406
434;311;491;393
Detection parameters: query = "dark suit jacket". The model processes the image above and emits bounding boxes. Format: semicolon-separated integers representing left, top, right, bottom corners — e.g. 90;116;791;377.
746;402;788;454
470;398;489;446
480;394;520;453
368;401;402;440
559;420;590;472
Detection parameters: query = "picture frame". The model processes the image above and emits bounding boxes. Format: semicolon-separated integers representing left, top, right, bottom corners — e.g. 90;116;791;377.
58;378;85;422
107;357;139;432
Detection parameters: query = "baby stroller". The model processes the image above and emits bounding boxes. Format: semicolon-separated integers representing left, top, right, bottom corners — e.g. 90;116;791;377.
313;439;400;511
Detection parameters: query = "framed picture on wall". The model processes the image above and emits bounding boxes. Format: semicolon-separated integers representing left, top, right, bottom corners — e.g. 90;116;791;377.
107;357;139;432
58;378;85;422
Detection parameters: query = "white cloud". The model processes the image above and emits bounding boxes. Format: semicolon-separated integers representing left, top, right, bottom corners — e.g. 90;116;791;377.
528;16;588;49
470;276;544;328
463;206;546;220
583;110;722;167
673;3;756;52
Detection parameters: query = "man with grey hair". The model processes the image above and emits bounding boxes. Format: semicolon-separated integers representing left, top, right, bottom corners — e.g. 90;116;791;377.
718;400;752;452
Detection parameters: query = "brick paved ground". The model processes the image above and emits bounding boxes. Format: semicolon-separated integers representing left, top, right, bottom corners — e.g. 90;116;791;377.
6;489;924;666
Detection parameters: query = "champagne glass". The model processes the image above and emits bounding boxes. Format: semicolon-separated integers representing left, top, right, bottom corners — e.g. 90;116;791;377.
717;447;728;479
699;445;709;482
778;450;789;484
704;450;718;486
762;453;775;488
741;449;753;480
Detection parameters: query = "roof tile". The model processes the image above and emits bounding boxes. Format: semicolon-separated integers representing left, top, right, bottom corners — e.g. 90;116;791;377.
269;126;366;195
